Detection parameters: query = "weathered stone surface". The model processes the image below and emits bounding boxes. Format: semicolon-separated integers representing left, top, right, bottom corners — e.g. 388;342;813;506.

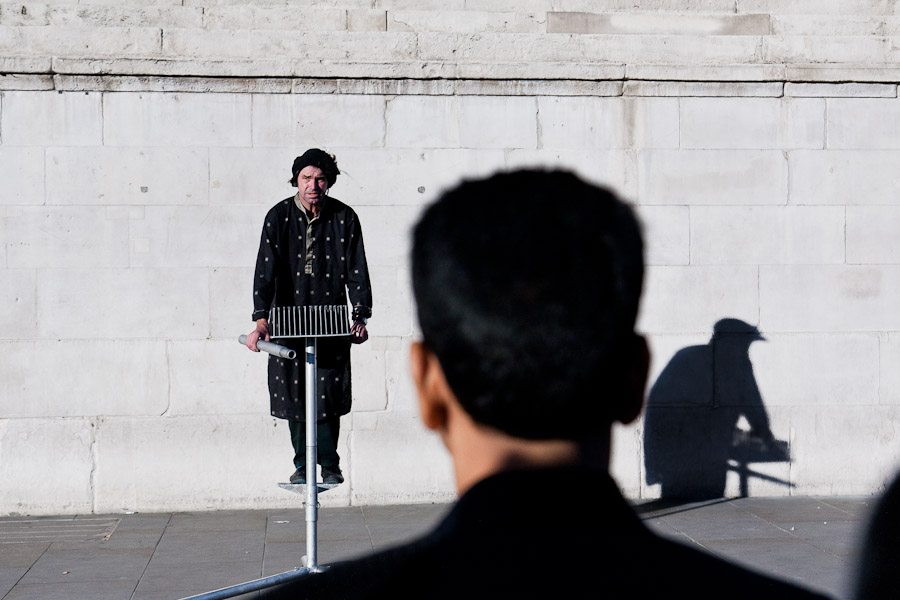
785;82;897;98
103;92;251;147
348;10;386;32
46;147;209;206
0;147;45;205
680;98;825;149
366;265;415;337
386;96;459;148
638;150;788;206
349;411;455;505
624;97;679;149
634;206;690;266
457;61;624;80
738;0;900;15
786;65;900;83
0;340;169;417
505;149;637;198
353;205;426;268
52;57;296;78
828;98;900;149
788;405;900;496
36;268;209;339
771;15;885;36
458;96;538;149
0;25;162;58
0;56;51;73
627;63;786;82
383;335;416;412
1;91;102;146
6;207;130;268
548;12;770;35
210;147;295;207
0;418;94;515
350;336;389;413
0;74;53;90
46;5;203;28
167;339;268;415
129;206;265;269
625;81;783;97
610;420;642;497
690;206;845;265
0;269;36;339
881;333;900;405
209;267;253;338
751;334;880;407
847;206;900;264
538;97;626;148
93;415;309;513
763;35;893;64
760;266;900;332
455;79;621;97
54;75;293;94
639;266;760;334
789;150;900;206
252;94;385;148
389;10;543;33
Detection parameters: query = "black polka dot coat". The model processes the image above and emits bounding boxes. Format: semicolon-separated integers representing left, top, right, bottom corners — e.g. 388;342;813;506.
252;195;373;421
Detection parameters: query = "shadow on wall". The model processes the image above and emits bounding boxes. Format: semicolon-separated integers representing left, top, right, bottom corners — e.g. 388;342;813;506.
643;318;791;501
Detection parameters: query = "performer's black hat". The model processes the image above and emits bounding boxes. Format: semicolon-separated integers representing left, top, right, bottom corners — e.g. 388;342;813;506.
290;149;340;187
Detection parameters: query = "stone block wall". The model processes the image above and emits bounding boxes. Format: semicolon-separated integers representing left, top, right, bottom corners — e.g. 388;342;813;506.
2;1;900;514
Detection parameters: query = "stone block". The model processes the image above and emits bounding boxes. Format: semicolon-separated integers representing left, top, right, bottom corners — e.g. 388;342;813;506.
0;269;36;339
457;96;538;149
366;266;415;338
763;36;892;65
252;94;385;149
385;96;459;148
738;0;898;15
634;206;690;266
785;83;897;98
0;75;54;91
760;265;900;332
129;206;265;269
0;25;162;59
47;5;203;28
377;0;465;8
0;418;94;515
457;61;624;81
772;15;883;36
0;56;51;73
384;336;417;413
788;405;900;496
350;337;388;413
847;206;900;264
881;333;900;405
505;149;637;199
828;98;900;149
54;75;292;94
93;415;314;513
36;268;209;339
0;340;168;417
786;65;900;84
456;79;621;97
353;205;425;268
0;148;44;205
332;148;507;206
167;339;268;416
417;32;586;63
210;148;295;207
624;81;783;98
348;10;386;32
789;150;900;206
103;92;251;147
349;411;455;505
547;12;770;35
320;78;452;95
751;334;879;408
627;63;786;82
638;266;759;334
52;57;295;78
1;91;101;146
690;206;845;265
202;6;253;29
580;34;762;65
46;147;209;206
610;420;642;498
249;7;347;31
209;267;253;338
625;98;679;149
537;97;626;149
680;98;825;150
388;10;543;33
0;2;50;25
6;207;130;268
638;150;788;206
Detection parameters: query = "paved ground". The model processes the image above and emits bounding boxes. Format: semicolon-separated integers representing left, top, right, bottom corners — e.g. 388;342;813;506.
0;494;875;600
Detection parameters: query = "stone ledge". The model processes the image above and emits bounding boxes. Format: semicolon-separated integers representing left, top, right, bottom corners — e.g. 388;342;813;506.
625;80;783;97
785;82;898;98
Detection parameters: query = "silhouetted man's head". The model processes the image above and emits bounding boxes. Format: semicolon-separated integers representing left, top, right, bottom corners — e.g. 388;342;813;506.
411;169;645;441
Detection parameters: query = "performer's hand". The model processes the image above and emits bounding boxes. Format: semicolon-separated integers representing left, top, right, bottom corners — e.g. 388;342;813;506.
246;319;270;351
350;319;368;344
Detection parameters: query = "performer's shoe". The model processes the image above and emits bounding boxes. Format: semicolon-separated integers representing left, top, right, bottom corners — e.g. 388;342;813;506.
322;466;344;485
289;467;306;484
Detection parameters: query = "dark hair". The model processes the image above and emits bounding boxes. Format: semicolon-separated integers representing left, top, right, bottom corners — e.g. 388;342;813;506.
411;169;644;440
290;149;340;187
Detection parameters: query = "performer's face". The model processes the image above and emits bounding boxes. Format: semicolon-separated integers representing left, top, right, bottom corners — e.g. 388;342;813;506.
296;166;328;210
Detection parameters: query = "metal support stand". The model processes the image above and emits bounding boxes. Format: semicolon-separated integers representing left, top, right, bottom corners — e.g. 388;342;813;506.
304;336;321;572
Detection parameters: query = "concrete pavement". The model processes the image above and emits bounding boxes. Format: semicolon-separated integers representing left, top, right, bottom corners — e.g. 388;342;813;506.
0;494;875;599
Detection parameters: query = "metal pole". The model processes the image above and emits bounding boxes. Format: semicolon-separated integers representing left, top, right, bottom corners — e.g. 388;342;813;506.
178;568;312;600
304;336;320;571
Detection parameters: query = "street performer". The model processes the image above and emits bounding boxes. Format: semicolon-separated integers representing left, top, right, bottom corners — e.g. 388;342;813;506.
245;149;372;486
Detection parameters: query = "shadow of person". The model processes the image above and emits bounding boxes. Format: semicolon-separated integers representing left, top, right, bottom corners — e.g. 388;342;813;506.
643;318;790;501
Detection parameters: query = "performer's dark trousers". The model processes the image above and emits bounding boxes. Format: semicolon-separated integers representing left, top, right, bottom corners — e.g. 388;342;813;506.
289;417;340;470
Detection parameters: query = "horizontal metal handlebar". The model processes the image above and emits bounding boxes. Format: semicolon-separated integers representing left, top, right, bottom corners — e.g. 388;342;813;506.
179;567;317;600
238;335;297;360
